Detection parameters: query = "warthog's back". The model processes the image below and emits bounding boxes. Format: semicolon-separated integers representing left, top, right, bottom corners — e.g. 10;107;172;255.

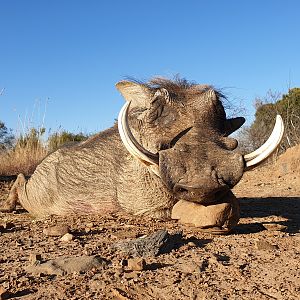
20;126;124;217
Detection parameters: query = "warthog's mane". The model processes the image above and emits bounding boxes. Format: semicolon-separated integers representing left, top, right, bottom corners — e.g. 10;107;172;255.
127;76;227;104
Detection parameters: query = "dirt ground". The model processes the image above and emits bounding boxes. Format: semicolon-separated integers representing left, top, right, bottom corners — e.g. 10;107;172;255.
0;145;299;300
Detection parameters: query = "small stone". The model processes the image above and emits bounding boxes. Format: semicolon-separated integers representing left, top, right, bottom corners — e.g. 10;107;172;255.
262;223;287;232
112;287;131;299
127;258;146;271
60;233;74;242
89;279;106;291
29;253;42;264
85;222;94;228
26;255;108;275
15;240;23;246
0;222;14;231
43;225;70;236
208;256;218;264
177;261;201;274
255;240;279;250
238;263;249;270
120;259;128;267
187;241;197;247
198;259;208;272
123;271;139;279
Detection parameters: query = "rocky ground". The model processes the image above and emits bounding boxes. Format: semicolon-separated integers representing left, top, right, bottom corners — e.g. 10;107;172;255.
0;145;299;300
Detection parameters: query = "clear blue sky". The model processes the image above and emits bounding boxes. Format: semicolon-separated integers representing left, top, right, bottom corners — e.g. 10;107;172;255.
1;0;299;136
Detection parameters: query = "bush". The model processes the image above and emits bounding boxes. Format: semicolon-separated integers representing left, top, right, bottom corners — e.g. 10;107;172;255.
48;131;89;152
238;88;300;155
0;121;14;151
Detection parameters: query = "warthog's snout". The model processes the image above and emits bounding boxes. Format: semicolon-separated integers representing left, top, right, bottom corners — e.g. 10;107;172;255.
158;133;245;204
173;183;230;204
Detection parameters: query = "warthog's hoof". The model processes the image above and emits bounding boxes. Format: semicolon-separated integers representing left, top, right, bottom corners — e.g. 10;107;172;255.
171;190;240;234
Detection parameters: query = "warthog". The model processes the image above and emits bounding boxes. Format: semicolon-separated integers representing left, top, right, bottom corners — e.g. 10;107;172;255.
1;77;284;232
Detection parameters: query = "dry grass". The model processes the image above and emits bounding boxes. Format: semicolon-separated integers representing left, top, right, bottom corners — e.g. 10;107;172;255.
0;126;89;176
0;141;47;176
0;127;48;176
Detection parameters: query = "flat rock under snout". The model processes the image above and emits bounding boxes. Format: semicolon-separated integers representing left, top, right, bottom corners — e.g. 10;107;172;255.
171;191;240;232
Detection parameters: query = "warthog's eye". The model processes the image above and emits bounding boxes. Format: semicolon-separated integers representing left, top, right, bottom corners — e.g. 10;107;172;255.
157;127;192;151
169;127;193;148
164;127;192;148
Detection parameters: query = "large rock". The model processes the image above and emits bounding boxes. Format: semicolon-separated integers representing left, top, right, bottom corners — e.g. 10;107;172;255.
113;229;182;257
171;190;239;233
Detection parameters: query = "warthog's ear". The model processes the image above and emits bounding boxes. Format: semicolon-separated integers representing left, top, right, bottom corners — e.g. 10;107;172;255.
147;88;171;123
116;81;150;108
224;117;245;136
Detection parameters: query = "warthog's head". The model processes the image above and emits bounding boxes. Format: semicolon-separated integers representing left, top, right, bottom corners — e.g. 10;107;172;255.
116;77;283;209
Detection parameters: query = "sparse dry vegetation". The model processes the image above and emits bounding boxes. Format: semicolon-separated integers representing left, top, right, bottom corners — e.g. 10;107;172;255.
0;128;47;176
0;125;89;176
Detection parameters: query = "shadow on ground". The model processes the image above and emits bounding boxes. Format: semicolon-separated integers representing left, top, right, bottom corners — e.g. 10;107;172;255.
236;197;300;233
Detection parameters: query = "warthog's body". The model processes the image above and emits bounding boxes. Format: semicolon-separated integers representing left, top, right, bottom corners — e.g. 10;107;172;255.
4;77;267;230
20;125;173;217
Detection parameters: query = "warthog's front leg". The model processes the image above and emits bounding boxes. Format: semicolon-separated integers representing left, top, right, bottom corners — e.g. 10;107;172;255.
0;174;26;213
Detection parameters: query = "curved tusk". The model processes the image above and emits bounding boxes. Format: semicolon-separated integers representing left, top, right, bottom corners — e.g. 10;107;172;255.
244;115;284;168
118;101;160;172
244;115;284;161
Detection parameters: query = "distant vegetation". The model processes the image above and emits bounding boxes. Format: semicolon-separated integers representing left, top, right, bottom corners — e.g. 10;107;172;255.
0;125;89;176
238;88;300;155
48;131;90;152
0;121;14;150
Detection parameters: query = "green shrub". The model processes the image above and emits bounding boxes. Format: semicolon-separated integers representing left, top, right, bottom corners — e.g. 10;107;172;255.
48;131;89;152
238;88;300;155
0;121;14;151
